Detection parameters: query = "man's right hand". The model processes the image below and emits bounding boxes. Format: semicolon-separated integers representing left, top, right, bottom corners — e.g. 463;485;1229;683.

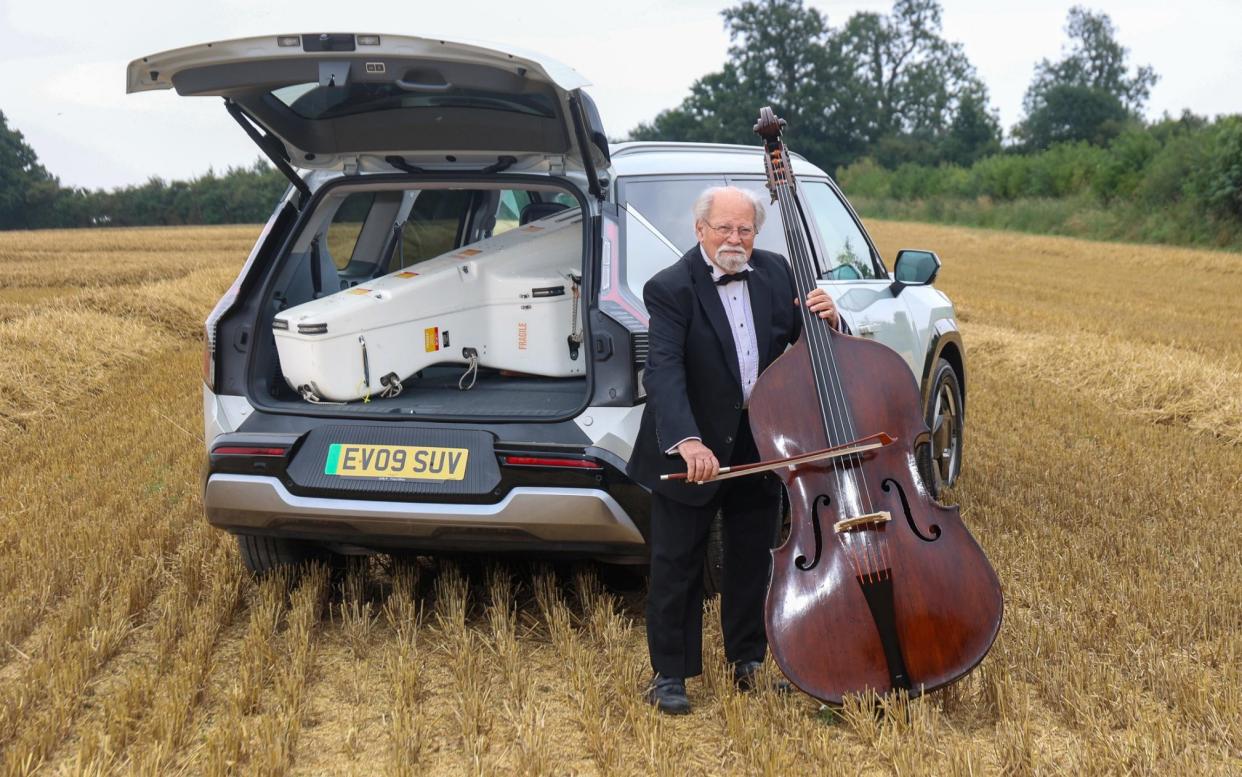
677;439;720;483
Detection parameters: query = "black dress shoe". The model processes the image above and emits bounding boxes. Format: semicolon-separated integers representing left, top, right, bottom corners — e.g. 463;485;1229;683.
646;674;691;715
733;660;793;694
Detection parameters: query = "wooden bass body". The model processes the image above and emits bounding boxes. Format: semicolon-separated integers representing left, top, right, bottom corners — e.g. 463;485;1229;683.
748;331;1003;704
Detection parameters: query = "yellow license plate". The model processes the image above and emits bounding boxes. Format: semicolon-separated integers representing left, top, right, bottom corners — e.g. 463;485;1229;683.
324;443;469;480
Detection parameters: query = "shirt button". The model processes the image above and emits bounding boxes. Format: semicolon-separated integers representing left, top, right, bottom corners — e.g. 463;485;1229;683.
733;402;741;409
726;435;734;444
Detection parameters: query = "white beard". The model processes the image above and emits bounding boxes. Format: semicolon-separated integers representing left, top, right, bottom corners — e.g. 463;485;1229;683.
713;247;749;274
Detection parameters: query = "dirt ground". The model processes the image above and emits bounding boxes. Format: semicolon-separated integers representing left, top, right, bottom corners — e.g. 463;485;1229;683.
0;221;1237;775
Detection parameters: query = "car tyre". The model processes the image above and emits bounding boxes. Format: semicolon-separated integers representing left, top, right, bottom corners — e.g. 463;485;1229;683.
918;358;964;497
235;534;342;577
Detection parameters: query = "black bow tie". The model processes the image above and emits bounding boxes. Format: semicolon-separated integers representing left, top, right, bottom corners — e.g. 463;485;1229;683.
715;272;748;286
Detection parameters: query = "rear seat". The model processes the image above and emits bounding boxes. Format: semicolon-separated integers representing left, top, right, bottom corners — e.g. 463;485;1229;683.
519;201;570;225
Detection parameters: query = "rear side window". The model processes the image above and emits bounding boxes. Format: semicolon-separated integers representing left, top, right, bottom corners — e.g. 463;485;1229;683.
623;176;797;263
725;178;790;257
622;178;725;252
324;192;376;269
620;177;724;299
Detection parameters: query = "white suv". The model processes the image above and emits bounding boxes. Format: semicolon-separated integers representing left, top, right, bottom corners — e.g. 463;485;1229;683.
128;33;965;574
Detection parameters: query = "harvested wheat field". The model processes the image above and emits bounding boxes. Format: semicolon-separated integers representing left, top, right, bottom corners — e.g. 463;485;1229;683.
0;222;1238;776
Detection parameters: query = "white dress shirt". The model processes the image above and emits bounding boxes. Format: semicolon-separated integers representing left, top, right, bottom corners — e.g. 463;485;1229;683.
665;246;759;454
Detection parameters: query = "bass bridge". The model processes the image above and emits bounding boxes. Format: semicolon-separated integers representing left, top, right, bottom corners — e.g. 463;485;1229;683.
833;511;892;533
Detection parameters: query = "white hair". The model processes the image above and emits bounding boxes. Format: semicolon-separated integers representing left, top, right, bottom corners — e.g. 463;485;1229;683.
692;186;767;233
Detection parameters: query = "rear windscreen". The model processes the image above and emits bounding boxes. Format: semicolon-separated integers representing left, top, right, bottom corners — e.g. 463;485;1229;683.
271;82;559;121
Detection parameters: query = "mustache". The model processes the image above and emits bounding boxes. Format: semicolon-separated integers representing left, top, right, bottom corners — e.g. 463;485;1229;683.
717;247;747;256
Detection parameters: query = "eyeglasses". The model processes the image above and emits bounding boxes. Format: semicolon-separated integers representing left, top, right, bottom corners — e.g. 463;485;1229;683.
706;223;756;239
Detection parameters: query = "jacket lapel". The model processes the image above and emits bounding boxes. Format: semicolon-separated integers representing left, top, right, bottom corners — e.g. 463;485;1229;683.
686;248;743;389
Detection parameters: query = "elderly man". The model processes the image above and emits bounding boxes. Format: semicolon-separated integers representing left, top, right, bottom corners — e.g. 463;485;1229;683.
626;186;841;714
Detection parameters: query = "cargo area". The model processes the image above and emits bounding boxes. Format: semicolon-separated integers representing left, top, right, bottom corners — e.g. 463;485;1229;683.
252;181;590;419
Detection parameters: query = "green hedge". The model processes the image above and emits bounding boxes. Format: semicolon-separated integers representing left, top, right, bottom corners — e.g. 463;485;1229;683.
838;116;1242;249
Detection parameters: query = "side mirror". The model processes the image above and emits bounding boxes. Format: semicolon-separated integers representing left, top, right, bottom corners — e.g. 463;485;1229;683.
890;249;941;295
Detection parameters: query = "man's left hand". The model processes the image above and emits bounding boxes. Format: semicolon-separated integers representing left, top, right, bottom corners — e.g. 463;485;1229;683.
805;288;840;329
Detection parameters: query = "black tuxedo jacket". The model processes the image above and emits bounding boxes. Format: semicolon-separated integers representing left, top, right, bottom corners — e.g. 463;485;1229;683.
626;246;803;506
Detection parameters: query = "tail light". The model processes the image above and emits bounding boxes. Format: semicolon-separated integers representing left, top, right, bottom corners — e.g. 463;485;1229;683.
500;455;602;470
212;445;289;457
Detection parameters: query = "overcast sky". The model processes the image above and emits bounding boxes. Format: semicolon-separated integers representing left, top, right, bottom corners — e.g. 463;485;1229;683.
3;0;1240;189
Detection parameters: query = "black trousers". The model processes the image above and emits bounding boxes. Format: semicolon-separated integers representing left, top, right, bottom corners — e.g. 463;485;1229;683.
646;418;781;679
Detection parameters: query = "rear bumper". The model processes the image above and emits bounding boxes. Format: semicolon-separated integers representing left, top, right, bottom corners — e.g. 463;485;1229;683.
204;474;647;558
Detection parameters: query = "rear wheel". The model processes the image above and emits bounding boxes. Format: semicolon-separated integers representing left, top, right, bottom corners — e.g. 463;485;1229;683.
918;358;964;497
235;534;343;577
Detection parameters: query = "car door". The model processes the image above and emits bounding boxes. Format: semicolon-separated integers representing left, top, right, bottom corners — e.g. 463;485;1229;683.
793;179;928;379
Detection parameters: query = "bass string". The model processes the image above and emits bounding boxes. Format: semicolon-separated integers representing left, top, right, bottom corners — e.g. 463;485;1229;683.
766;165;860;576
767;163;848;484
779;176;894;576
766;167;869;576
777;177;893;577
769;150;890;579
770;180;880;581
769;162;843;445
778;174;892;576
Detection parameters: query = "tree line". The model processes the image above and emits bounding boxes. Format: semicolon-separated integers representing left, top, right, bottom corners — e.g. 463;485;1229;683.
0;122;287;231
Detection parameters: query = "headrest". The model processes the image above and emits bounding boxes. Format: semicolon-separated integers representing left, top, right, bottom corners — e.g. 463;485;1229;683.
519;201;571;225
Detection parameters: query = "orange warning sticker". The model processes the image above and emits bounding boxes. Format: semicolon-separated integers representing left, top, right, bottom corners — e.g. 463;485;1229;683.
396;271;419;278
348;287;373;295
521;225;544;232
424;327;440;352
453;248;483;258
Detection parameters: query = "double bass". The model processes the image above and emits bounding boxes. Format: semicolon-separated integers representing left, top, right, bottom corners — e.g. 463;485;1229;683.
746;108;1002;703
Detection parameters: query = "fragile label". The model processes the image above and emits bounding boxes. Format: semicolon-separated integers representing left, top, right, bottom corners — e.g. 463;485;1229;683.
521;225;544;233
424;327;440;352
453;248;482;258
396;271;418;278
348;287;372;295
517;322;528;350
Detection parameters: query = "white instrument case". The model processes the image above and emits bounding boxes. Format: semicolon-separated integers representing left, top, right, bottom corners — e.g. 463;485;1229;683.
273;209;583;402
